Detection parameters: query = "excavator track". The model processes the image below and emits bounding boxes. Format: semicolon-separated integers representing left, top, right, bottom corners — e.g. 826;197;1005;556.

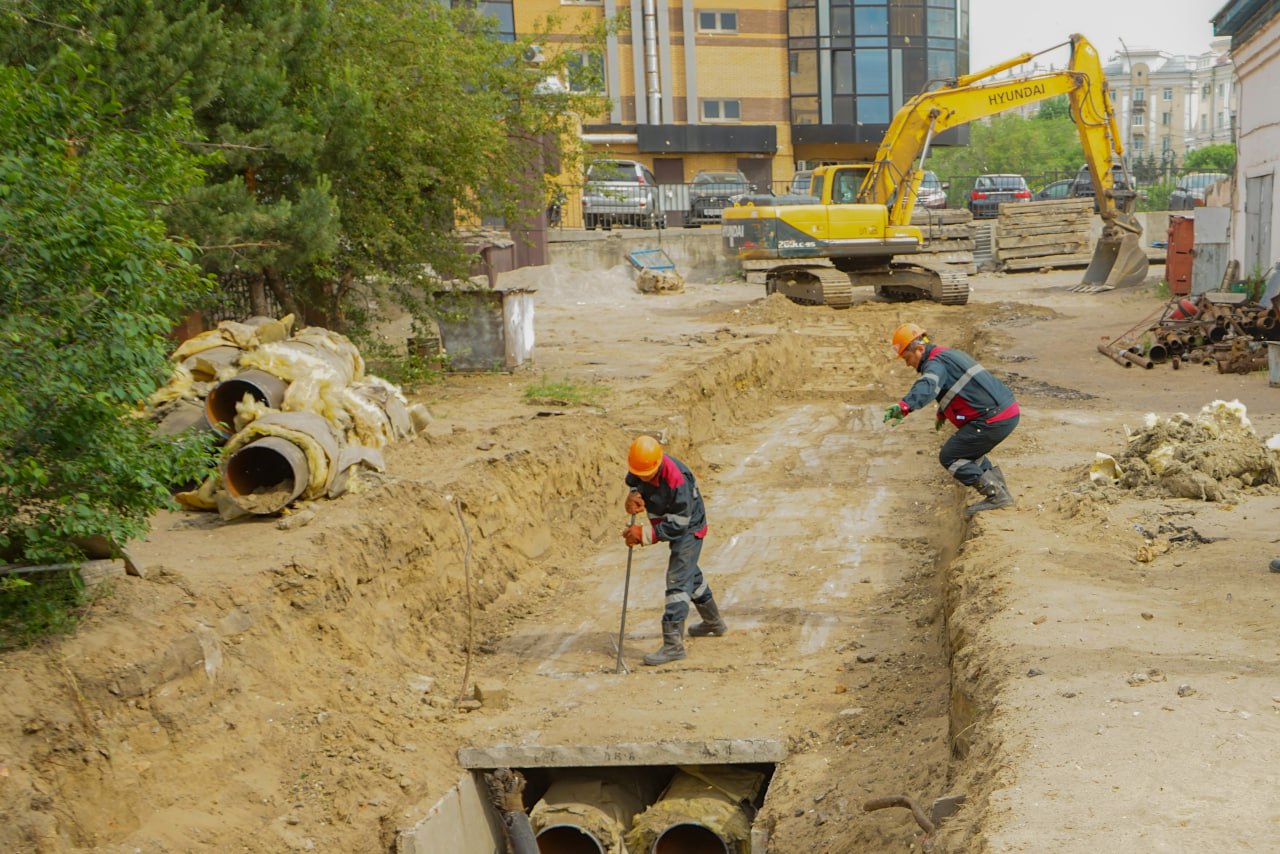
766;265;855;308
870;264;971;306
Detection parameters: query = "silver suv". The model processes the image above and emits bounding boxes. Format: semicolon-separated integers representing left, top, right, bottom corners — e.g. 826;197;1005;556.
582;159;665;230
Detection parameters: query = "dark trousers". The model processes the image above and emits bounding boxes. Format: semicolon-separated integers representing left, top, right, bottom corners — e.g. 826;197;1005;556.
661;534;711;623
940;414;1019;486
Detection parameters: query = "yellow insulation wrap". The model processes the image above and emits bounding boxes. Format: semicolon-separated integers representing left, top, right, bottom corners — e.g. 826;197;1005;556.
625;766;765;854
221;411;342;499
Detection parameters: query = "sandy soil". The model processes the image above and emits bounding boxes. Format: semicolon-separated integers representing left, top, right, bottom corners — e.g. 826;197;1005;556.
2;254;1279;853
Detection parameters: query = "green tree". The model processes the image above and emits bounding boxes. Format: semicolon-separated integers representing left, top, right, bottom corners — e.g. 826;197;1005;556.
0;67;215;565
927;112;1084;180
1184;143;1236;172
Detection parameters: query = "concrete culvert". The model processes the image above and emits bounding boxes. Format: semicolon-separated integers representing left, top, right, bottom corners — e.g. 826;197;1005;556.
222;435;309;514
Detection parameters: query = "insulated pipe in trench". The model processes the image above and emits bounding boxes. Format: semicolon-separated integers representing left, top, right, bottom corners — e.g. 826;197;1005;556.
222;435;309;514
650;822;732;853
205;369;288;438
534;823;607;854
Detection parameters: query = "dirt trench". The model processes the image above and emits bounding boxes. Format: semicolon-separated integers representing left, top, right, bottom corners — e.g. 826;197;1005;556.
0;293;1008;853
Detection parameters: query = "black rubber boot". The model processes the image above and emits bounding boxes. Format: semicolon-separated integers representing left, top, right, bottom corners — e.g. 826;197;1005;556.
643;621;686;666
990;465;1009;493
688;596;728;637
965;469;1015;515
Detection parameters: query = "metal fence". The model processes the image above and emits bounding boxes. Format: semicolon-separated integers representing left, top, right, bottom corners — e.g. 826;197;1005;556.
546;165;1227;232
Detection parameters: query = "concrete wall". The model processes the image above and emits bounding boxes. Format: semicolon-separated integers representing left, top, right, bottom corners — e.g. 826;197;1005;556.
548;229;741;282
396;773;505;854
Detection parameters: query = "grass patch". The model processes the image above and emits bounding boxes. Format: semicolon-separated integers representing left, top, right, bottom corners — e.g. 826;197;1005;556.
0;570;91;650
523;375;609;407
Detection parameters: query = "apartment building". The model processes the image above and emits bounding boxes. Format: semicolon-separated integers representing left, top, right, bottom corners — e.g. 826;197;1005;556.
1103;39;1237;166
507;0;969;189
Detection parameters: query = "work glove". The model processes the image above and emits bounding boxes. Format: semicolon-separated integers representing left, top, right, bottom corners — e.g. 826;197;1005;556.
622;524;656;548
883;404;905;425
935;416;945;432
625;490;645;515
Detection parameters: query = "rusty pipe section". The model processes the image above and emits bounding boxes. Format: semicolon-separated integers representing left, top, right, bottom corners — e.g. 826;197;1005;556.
205;369;288;438
222;435;309;514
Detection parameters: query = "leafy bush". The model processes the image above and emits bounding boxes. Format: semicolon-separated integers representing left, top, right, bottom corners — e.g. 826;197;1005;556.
0;68;216;567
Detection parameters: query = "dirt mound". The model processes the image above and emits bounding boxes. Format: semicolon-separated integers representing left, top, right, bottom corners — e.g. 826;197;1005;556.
1103;400;1280;500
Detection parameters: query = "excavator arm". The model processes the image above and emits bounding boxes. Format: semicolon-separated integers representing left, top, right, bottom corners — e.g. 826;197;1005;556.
862;34;1147;287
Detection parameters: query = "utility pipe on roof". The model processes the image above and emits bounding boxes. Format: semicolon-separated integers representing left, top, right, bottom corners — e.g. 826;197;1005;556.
643;0;661;122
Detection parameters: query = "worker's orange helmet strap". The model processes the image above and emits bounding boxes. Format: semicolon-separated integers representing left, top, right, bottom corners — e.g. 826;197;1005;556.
891;322;927;356
628;435;664;478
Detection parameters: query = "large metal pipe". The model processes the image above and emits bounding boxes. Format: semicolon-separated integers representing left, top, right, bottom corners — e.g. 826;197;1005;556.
651;822;731;853
642;0;661;122
1097;343;1132;368
222;435;309;514
205;369;288;437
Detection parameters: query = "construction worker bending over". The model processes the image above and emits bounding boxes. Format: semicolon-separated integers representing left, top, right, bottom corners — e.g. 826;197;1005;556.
885;323;1019;515
622;436;727;666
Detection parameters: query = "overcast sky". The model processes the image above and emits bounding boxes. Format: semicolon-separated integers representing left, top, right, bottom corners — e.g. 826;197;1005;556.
969;0;1229;71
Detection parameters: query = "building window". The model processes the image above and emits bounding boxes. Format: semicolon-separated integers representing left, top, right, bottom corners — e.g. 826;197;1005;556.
702;99;741;122
1162;136;1172;152
1161;112;1170;126
1131;112;1143;126
1162;88;1172;101
1217;111;1225;129
1217;83;1225;98
477;0;516;41
1202;84;1211;96
1134;86;1145;103
566;51;604;94
1133;137;1145;153
699;11;738;33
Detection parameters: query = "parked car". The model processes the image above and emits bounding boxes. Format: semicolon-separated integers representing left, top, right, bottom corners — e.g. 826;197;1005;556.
789;169;814;195
686;170;754;226
582;159;665;230
916;170;948;209
1033;178;1075;201
1069;162;1144;211
1169;172;1230;211
968;174;1031;218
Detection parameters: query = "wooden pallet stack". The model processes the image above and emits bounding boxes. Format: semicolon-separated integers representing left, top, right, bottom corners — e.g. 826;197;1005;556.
995;198;1094;272
909;208;976;275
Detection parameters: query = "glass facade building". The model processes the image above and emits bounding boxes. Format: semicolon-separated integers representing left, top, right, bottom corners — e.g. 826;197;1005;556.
788;0;967;143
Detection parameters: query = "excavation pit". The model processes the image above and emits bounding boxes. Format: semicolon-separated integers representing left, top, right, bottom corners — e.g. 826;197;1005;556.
397;739;784;853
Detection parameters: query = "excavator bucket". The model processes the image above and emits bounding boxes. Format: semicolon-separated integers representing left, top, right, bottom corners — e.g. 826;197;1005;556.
1082;232;1149;288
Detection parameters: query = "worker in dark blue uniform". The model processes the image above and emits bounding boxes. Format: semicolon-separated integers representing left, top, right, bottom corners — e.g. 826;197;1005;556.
885;323;1020;515
622;435;726;665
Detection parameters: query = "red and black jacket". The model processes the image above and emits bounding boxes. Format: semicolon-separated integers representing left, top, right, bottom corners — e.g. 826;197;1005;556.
624;455;708;542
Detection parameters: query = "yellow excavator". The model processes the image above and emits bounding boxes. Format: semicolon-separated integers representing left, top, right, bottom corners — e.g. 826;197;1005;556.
722;34;1149;307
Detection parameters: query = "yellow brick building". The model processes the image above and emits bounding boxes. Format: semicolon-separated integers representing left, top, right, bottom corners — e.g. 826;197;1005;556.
508;0;968;199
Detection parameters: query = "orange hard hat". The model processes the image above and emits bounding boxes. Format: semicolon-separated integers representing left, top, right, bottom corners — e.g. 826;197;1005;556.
627;435;663;478
891;322;927;356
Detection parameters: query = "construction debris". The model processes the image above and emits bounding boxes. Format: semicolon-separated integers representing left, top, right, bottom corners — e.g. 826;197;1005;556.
1100;292;1279;372
1100;400;1280;501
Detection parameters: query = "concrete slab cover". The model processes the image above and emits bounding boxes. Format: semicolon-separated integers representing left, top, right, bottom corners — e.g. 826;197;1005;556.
458;737;786;769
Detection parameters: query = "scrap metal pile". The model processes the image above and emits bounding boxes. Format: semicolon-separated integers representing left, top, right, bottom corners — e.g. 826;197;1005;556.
147;315;427;518
1099;292;1279;372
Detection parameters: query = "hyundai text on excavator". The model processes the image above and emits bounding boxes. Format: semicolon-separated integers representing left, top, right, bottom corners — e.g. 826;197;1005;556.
722;34;1149;308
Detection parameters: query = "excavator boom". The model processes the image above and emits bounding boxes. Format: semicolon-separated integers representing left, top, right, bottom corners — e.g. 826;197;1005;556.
864;33;1146;287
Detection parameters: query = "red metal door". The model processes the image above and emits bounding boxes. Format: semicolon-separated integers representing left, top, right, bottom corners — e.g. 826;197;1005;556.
1166;215;1194;296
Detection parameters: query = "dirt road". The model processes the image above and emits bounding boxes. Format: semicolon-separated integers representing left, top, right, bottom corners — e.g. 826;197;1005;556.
1;258;1278;853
